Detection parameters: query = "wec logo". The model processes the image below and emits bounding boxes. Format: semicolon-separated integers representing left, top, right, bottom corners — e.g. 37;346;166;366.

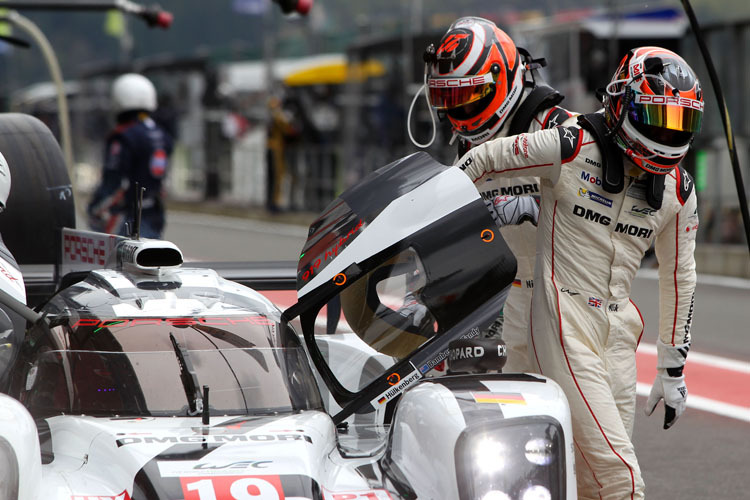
194;460;271;470
628;205;656;218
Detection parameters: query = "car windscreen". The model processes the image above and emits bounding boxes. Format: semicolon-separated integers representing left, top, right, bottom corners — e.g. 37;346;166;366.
21;347;317;417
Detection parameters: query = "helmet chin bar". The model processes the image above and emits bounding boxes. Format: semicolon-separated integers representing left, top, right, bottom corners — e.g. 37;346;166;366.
620;117;689;173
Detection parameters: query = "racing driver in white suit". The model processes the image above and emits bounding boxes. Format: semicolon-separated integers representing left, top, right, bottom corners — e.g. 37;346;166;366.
0;151;25;304
456;47;702;499
423;16;575;372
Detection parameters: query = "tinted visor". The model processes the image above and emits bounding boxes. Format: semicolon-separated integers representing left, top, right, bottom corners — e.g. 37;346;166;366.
628;96;702;146
427;73;495;110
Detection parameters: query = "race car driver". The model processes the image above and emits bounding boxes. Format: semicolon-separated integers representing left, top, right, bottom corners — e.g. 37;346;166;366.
422;16;575;372
87;73;173;239
456;46;702;499
0;151;25;305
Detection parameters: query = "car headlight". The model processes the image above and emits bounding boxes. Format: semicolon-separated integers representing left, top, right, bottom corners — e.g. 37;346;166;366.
454;416;565;500
520;485;551;500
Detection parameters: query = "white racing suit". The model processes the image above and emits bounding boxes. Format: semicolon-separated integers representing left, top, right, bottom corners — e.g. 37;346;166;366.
457;121;697;500
462;104;575;372
0;234;25;304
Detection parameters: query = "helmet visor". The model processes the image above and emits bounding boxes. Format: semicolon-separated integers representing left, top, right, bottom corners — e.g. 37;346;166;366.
629;94;703;145
427;73;495;110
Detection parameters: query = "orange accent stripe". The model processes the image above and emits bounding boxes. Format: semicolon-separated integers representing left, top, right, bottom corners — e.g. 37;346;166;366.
472;392;526;404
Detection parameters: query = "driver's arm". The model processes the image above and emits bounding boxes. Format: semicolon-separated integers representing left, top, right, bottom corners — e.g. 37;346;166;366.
455;126;584;186
654;184;698;348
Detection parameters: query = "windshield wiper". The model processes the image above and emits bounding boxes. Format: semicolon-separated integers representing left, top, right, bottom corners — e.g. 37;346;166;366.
169;333;203;416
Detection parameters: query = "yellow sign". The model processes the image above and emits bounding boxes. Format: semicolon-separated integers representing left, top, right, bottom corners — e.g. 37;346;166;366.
284;60;385;87
105;10;125;37
0;8;10;38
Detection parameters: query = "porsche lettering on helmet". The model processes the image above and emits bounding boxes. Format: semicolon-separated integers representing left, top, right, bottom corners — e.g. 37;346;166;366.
603;46;704;175
425;17;523;145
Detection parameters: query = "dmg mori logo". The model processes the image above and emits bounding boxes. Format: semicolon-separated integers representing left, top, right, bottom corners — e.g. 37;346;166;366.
573;204;611;226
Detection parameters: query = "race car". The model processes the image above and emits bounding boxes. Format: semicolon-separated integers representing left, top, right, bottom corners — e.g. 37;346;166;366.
0;113;575;500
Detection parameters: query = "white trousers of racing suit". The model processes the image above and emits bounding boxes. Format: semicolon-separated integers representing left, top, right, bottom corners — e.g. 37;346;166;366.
457;118;698;499
463;105;575;372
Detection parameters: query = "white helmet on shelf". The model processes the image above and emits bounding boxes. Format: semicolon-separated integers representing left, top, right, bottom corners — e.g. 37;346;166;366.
111;73;157;113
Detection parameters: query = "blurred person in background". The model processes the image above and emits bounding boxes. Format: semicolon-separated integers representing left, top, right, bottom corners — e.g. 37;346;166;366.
456;46;703;499
266;91;299;213
87;73;173;239
422;16;576;372
307;85;341;209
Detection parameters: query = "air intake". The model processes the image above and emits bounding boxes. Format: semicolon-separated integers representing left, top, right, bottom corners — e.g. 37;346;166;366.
117;239;183;274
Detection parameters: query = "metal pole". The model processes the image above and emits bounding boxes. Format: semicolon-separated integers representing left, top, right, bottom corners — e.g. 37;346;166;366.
0;1;173;28
5;10;74;177
0;1;119;10
680;0;750;253
402;2;412;153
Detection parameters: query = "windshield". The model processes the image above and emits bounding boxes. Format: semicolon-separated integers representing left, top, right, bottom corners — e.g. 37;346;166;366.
21;348;313;417
14;315;323;418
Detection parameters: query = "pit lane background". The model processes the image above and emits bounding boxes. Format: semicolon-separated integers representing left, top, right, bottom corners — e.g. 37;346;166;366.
161;209;750;499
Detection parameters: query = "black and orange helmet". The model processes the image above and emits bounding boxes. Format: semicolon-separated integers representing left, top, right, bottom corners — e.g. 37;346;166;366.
604;46;703;175
426;17;524;145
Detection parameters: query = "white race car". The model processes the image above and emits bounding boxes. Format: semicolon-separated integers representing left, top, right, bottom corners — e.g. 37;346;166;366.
0;115;575;500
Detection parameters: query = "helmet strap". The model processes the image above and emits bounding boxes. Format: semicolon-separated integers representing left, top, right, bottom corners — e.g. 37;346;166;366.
646;173;665;210
577;113;625;194
517;46;547;88
607;85;634;138
448;130;459;145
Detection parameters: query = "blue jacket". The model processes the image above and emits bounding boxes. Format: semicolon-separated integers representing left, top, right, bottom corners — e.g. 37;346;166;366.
87;115;173;236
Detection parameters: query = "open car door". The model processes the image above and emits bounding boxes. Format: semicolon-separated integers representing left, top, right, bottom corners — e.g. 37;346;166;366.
282;152;518;424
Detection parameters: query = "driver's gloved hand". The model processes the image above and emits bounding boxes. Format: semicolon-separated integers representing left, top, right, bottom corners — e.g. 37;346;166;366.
645;340;689;429
484;195;539;228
